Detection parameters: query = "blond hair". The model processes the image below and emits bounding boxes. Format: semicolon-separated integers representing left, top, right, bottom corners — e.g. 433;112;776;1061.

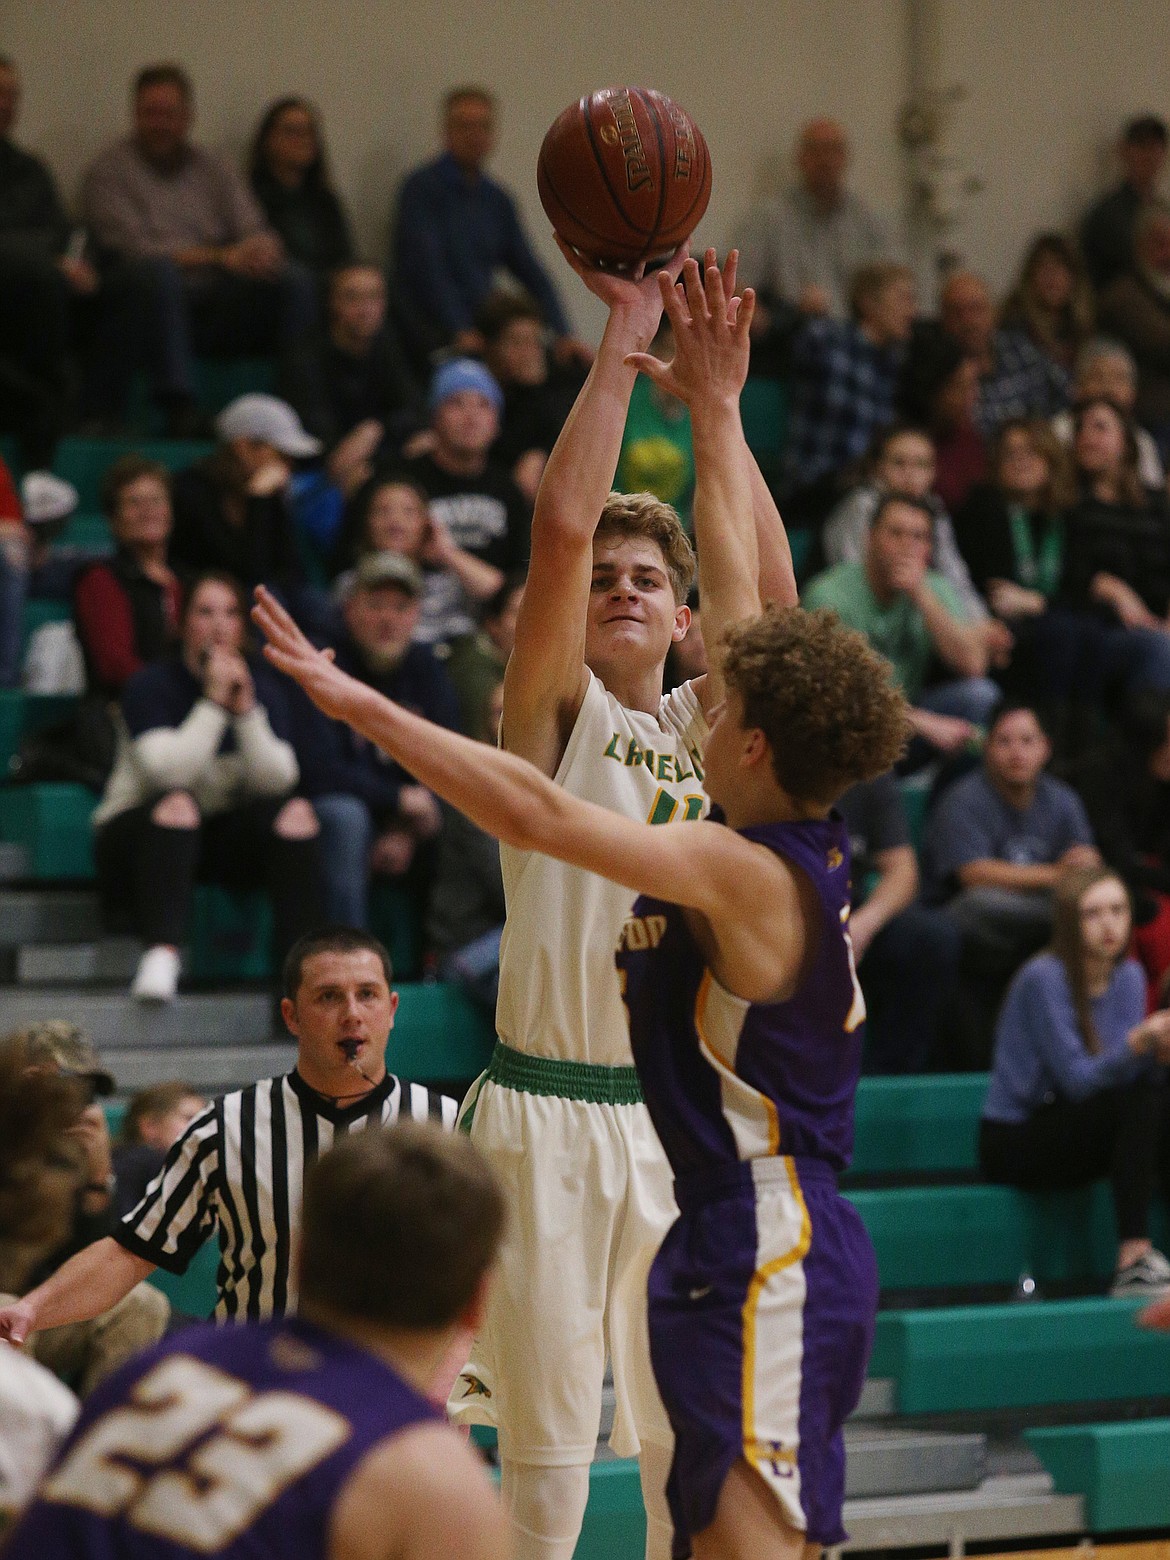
595;492;696;604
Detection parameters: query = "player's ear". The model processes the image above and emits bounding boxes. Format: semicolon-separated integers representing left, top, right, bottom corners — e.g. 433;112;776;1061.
672;603;691;642
279;996;300;1038
742;727;769;767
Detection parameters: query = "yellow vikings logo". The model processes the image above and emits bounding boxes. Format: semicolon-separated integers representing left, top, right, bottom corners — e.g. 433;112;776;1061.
826;847;844;871
459;1372;492;1399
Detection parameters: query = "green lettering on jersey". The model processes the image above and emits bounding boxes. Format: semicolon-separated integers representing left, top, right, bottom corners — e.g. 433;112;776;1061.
656;753;674;780
647;788;679;825
603;733;623;760
625;739;644;767
683;795;705;821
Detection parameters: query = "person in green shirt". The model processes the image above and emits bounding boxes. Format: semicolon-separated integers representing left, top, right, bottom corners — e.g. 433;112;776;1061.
804;493;999;755
615;320;695;525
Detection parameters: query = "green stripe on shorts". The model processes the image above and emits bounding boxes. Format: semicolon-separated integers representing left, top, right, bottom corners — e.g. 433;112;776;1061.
486;1040;644;1106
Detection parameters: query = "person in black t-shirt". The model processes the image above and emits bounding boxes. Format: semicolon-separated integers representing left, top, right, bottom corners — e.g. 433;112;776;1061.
397;357;530;576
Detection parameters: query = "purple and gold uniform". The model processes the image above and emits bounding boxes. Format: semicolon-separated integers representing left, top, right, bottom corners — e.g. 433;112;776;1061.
5;1317;441;1559
615;813;876;1556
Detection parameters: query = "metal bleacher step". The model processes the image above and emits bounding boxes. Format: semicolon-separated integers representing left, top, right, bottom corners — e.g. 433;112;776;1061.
0;989;273;1049
17;938;141;986
841;1470;1084;1552
843;1426;986;1499
0;843;30;881
100;1043;297;1096
0;888;101;945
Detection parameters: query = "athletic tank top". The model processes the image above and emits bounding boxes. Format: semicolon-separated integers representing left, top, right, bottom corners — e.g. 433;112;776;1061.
6;1317;440;1559
496;670;708;1065
615;814;864;1174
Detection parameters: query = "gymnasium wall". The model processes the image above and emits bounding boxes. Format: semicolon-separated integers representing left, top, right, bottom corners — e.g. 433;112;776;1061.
5;0;1169;336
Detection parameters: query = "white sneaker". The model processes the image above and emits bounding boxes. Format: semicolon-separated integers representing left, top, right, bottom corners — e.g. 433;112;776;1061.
1110;1247;1170;1298
131;946;181;1003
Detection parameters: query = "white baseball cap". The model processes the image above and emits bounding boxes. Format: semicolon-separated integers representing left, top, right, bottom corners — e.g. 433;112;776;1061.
214;394;323;458
21;471;80;526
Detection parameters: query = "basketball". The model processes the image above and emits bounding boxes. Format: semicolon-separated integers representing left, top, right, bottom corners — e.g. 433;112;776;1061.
537;87;712;270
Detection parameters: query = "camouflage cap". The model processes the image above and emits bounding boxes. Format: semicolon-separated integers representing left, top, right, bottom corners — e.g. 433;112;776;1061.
16;1021;115;1096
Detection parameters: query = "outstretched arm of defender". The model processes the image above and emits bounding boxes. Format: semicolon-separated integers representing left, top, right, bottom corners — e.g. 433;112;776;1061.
503;242;686;775
256;590;791;940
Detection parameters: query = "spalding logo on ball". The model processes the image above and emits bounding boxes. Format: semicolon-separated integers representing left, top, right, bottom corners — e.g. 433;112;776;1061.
538;87;712;270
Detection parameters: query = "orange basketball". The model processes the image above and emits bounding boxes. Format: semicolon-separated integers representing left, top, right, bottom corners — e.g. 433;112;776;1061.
537;87;712;270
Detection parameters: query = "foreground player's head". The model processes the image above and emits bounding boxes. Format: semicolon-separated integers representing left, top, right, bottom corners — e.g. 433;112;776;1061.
298;1123;505;1336
585;492;695;681
705;607;909;814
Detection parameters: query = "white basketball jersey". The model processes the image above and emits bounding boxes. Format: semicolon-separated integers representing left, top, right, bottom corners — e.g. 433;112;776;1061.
496;670;708;1066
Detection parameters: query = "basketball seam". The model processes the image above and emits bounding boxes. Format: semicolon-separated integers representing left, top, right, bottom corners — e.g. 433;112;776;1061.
539;154;639;253
632;87;670;261
582;93;655;240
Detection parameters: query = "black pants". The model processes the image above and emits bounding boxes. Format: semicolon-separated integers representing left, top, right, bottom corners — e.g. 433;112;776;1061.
96;799;324;975
979;1082;1163;1242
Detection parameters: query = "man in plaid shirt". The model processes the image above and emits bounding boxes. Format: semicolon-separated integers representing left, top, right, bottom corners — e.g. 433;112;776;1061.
782;261;916;507
940;272;1069;435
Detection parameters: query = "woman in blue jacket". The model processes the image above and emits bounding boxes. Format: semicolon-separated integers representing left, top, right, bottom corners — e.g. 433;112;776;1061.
981;865;1170;1295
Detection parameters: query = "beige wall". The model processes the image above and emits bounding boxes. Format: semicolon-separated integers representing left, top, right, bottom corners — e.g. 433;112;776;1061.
4;1;1168;331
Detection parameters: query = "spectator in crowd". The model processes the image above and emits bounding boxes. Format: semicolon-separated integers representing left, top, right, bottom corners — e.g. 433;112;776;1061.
0;1032;82;1514
92;572;324;1003
838;770;962;1074
821;422;991;627
478;290;581;504
1099;201;1170;452
1081;115;1168;292
1052;337;1165;488
980;865;1170;1296
0;54;96;466
738;117;898;324
170;393;319;596
1068;691;1170;1004
803;492;997;756
0;930;457;1339
111;1081;207;1219
938;270;1069;437
615;316;695;525
73;456;184;699
427;678;506;1009
248;95;354;276
445;570;525;739
782;260;916;523
0;1023;169;1394
899;331;988;511
922;702;1100;1065
280;262;420;497
82;64;317;433
0;469;88;694
390;85;590;372
1058;396;1170;694
296;554;460;929
1000;232;1095;375
0;448;29;687
953;419;1076;703
335;474;504;649
398;358;530;628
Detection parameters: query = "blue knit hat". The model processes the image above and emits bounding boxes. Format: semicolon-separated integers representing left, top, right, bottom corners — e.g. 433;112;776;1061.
428;357;504;415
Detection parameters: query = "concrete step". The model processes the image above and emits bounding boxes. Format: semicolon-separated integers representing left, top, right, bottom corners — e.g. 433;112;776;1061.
0;843;29;881
17;938;140;986
0;888;101;946
843;1426;986;1499
0;989;273;1048
851;1377;896;1419
101;1043;297;1096
840;1471;1084;1553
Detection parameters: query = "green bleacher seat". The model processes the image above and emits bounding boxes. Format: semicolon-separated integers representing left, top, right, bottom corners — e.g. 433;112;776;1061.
740;377;788;459
850;1074;985;1179
187;885;273;983
148;1239;219;1321
847;1180;1170;1290
0;781;95;877
193;358;276;412
575;1460;644;1560
0;434;19;476
52;436;214;509
0;690;72;774
873;1296;1170;1413
55;512;114;553
391;983;495;1084
1027;1419;1170;1531
369;879;422;981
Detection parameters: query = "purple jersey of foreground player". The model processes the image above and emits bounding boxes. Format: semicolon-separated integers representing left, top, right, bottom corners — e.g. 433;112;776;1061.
616;812;864;1179
6;1317;441;1560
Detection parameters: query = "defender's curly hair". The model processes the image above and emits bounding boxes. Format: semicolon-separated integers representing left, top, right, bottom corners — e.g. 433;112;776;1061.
595;492;696;605
721;607;909;805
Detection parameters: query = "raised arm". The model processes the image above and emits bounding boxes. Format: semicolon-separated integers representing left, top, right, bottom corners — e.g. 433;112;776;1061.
502;241;685;775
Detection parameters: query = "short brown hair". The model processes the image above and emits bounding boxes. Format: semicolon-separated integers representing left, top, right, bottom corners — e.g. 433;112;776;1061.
595;492;696;604
121;1081;202;1145
444;84;495;117
100;454;171;519
721;606;909;804
282;927;393;1000
134;63;192;101
298;1123;506;1329
850;261;914;321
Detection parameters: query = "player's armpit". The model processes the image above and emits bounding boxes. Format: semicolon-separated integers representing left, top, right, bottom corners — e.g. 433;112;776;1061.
329;1424;509;1560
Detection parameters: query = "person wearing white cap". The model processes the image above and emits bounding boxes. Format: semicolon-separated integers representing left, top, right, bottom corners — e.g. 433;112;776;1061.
169;393;321;596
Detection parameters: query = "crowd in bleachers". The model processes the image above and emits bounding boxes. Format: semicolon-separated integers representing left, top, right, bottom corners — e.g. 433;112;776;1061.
3;57;1170;1085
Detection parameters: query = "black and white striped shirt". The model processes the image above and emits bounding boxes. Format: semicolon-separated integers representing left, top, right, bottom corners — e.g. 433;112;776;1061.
116;1070;458;1321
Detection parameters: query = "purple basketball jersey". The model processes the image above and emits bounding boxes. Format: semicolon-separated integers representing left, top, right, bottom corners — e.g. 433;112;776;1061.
6;1318;441;1559
616;812;863;1179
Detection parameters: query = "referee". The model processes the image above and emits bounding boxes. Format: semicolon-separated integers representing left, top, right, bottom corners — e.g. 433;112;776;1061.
0;929;457;1342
